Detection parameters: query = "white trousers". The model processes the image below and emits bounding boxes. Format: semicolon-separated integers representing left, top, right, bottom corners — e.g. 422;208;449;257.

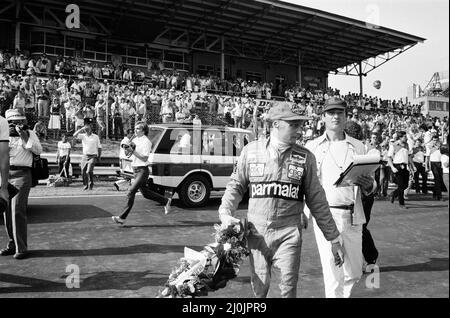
312;209;363;298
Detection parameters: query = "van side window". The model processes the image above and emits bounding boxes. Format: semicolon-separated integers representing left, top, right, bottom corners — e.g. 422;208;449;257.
170;129;193;155
232;133;244;156
154;129;174;154
202;130;225;156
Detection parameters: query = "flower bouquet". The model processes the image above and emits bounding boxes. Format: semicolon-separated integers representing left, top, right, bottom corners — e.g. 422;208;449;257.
157;219;250;298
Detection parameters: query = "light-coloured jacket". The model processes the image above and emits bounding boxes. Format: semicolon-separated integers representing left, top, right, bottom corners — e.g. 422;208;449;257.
305;132;376;225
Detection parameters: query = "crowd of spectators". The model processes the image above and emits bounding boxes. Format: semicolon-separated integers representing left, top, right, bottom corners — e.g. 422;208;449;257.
1;49;448;146
1;48;448;201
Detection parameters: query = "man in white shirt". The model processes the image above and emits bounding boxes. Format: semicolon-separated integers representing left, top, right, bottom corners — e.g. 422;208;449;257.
412;139;428;194
426;134;444;201
73;122;102;190
305;97;376;298
111;121;172;225
387;131;412;208
1;109;42;260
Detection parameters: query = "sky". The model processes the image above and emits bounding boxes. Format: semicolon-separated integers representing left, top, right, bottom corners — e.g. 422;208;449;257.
282;0;449;101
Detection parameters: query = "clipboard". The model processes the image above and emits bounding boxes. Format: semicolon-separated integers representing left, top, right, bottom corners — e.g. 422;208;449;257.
334;154;381;187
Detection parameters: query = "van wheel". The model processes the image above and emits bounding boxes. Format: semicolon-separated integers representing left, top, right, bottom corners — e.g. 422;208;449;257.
179;175;211;208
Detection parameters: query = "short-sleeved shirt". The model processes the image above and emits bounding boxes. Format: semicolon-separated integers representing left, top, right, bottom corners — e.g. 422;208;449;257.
388;143;409;164
78;133;102;156
57;141;71;157
130;135;152;167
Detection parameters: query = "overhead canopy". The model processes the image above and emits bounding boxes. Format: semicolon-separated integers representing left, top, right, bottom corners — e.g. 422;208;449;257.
1;0;425;72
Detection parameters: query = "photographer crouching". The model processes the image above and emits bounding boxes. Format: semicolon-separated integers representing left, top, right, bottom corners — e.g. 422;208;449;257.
1;109;42;260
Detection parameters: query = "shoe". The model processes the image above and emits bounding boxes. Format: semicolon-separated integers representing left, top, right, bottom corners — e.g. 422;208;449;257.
111;216;125;225
13;252;28;260
164;198;172;215
89;184;94;190
83;185;89;190
399;205;408;209
390;194;395;204
114;183;119;191
0;247;15;256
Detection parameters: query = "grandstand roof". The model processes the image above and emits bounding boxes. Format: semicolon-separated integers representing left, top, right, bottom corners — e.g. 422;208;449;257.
3;0;425;72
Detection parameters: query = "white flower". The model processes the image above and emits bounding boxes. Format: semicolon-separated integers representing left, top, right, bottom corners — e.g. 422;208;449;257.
223;243;232;251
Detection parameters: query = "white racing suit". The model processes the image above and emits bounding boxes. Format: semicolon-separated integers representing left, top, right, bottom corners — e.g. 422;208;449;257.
219;138;340;298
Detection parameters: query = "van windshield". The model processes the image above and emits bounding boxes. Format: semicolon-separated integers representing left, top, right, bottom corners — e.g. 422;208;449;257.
148;127;164;152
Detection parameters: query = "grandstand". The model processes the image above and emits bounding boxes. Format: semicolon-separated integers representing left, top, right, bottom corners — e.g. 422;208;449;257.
0;0;425;91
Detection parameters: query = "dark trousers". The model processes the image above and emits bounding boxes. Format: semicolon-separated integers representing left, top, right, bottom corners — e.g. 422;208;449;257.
58;156;71;177
3;169;32;253
114;118;123;141
380;162;390;196
392;164;409;206
431;162;444;199
119;166;169;220
413;162;428;194
362;193;378;264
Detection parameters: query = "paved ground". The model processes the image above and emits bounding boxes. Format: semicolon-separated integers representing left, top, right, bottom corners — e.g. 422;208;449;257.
0;185;448;298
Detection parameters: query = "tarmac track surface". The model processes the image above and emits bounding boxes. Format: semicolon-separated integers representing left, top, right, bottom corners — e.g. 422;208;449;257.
0;193;448;298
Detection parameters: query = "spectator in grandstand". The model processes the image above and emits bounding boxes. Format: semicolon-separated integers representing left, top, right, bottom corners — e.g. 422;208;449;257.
95;95;107;141
33;118;47;140
12;89;26;115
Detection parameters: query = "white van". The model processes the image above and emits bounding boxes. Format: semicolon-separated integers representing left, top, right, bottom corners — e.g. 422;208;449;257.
120;123;254;207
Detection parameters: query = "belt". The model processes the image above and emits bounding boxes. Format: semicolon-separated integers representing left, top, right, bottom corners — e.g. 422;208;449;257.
329;204;354;211
10;165;31;170
330;204;355;225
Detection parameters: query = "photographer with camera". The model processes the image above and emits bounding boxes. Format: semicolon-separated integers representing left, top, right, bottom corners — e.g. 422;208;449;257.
73;121;102;190
111;121;172;225
1;109;42;260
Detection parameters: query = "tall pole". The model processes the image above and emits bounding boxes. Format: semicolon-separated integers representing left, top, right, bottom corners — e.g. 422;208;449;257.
15;1;21;51
297;49;302;87
221;36;225;80
359;61;363;107
105;84;109;140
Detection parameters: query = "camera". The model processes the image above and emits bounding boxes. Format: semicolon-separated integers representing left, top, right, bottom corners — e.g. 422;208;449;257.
9;123;29;137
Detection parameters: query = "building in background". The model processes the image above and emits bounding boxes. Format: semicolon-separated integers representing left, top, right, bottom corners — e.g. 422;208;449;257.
408;71;449;119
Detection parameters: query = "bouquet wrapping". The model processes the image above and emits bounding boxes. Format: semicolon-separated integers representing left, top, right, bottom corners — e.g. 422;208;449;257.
158;219;250;298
